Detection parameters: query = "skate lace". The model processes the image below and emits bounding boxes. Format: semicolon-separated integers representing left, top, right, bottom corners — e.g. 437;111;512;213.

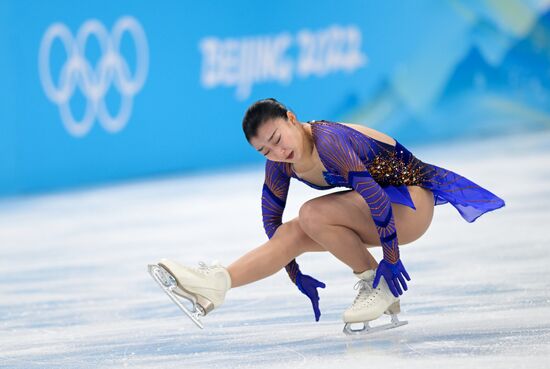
352;279;374;305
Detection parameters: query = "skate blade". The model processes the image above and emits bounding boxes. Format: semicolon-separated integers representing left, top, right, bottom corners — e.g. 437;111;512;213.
148;264;205;329
343;314;408;336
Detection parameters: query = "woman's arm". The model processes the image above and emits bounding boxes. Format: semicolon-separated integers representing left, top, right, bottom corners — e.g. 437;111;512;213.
261;160;326;320
347;170;399;263
261;160;291;238
314;122;409;296
313;123;399;262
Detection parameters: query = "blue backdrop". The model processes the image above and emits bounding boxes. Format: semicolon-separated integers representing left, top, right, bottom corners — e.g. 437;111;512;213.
1;0;549;196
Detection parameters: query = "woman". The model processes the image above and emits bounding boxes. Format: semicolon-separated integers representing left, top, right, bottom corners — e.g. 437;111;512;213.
150;98;505;332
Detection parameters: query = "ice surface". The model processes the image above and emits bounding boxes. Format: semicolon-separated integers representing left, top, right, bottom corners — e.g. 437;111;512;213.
1;132;550;369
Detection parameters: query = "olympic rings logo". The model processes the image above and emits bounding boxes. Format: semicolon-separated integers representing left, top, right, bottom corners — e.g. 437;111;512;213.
38;16;149;137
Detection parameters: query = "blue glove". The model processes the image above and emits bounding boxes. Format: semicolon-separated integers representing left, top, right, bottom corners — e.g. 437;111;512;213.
373;259;411;297
295;270;326;321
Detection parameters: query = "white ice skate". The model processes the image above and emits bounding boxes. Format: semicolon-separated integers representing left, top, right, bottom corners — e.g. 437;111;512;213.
148;259;231;329
342;269;408;335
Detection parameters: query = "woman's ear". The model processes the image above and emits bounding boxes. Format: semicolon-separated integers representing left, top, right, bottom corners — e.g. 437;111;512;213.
286;111;298;125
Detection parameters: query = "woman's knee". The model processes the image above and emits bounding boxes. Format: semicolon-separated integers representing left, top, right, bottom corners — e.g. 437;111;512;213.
273;219;312;256
275;219;300;237
298;198;332;235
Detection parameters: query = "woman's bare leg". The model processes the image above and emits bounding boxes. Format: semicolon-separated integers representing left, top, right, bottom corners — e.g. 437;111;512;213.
298;187;435;273
228;186;434;288
227;219;325;288
298;191;377;274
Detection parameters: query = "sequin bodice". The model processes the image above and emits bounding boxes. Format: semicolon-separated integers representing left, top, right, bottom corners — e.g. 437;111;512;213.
364;143;433;187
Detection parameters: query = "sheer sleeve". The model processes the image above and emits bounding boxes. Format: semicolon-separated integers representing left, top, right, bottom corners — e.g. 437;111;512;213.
260;160;301;282
314;125;400;264
261;160;291;239
261;158;328;321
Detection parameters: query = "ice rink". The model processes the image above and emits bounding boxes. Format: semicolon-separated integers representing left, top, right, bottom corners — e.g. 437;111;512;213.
1;132;550;369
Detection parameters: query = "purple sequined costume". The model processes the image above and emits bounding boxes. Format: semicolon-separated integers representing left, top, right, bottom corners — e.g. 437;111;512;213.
261;120;505;318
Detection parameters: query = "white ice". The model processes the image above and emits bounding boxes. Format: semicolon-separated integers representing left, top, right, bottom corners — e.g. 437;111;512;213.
1;132;550;369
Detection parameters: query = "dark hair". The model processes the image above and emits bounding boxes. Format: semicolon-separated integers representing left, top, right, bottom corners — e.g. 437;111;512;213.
242;98;289;142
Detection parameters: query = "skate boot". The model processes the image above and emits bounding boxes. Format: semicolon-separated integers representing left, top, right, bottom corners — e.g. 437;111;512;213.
148;259;232;329
342;269;407;335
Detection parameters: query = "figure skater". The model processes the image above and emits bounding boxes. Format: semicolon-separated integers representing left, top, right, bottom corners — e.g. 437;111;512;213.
149;98;505;334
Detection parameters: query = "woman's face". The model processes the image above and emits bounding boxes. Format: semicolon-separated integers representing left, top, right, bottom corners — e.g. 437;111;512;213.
249;113;303;163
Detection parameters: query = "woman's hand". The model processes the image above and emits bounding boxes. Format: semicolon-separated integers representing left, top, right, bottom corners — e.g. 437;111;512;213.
295;271;326;321
373;259;410;297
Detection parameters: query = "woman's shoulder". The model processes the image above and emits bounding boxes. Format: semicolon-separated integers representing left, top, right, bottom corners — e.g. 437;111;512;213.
310;120;396;147
340;123;396;147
